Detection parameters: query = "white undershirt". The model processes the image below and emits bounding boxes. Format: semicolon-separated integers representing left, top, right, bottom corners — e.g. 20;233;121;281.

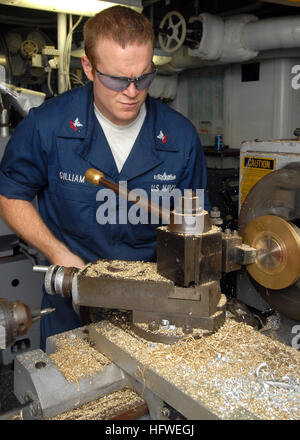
94;103;146;173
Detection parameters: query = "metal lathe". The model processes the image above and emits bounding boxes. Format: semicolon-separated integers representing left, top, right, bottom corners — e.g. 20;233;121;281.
3;151;300;420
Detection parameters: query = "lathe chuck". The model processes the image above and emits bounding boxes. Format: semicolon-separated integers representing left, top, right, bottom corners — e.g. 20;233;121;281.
243;215;300;290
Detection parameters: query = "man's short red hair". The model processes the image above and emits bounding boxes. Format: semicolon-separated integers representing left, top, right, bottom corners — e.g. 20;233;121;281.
84;6;154;66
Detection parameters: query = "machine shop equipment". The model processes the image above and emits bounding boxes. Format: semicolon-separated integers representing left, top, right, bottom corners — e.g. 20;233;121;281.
0;298;54;350
0;148;46;365
0;63;46;365
33;168;258;344
34;163;300;330
0;27;50;367
0;252;47;365
8;166;300;420
237;138;300;323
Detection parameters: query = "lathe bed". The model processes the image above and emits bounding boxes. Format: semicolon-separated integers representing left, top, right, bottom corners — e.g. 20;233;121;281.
13;314;300;420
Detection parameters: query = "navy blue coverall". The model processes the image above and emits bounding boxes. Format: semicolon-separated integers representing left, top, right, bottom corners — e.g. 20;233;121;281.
0;82;209;350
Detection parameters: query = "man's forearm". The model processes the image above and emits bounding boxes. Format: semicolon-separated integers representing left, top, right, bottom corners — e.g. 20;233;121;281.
0;195;85;268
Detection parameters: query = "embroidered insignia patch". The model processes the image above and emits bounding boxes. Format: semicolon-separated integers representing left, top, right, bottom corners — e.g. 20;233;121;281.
157;130;167;143
70;117;83;130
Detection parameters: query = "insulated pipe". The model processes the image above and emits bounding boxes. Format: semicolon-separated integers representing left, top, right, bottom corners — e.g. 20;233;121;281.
159;12;300;72
187;13;259;63
57;12;67;94
242;15;300;51
188;13;225;60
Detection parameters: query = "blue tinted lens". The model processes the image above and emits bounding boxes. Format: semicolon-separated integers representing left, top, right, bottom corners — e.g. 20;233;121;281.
135;71;157;90
97;75;129;91
96;69;157;91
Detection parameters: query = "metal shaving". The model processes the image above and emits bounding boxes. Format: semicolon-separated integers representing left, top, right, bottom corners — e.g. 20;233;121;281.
49;388;145;420
135;321;208;339
93;318;300;420
80;259;170;283
49;332;111;383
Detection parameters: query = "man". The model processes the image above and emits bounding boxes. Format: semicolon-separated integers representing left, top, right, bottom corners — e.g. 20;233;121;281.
0;6;209;350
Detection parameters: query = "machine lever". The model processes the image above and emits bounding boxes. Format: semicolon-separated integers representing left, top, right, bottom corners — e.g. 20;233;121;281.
85;167;171;223
33;265;50;273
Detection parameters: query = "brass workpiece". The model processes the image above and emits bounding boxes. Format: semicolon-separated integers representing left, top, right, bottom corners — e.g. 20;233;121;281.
243;215;300;289
238;163;300;321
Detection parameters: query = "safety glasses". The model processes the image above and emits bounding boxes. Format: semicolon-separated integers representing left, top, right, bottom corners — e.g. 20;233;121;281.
93;66;157;91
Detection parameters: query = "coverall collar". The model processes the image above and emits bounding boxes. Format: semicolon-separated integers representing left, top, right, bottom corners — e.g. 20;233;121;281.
56;83;178;182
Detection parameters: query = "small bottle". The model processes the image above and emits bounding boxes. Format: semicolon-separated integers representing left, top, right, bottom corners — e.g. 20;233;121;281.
215;135;223;152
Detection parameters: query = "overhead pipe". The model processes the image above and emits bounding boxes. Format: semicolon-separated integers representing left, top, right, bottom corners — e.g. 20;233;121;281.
242;15;300;51
159;13;300;73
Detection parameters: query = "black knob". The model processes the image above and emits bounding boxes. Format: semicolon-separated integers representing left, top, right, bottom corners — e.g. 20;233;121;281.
294;128;300;138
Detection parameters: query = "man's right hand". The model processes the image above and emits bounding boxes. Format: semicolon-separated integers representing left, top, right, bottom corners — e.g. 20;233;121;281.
52;247;85;269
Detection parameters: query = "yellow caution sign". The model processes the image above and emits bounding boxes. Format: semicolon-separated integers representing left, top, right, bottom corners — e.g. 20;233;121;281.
240;155;276;205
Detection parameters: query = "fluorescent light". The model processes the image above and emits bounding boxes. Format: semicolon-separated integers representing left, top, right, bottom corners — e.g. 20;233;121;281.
0;0;143;16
